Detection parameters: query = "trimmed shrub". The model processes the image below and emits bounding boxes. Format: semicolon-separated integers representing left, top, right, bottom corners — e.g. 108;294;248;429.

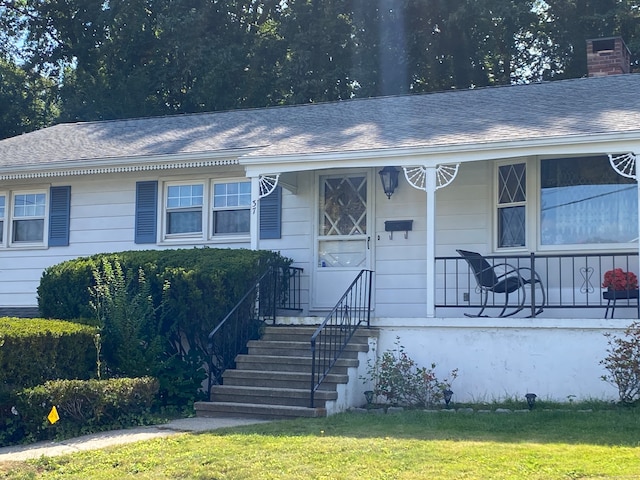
12;377;159;443
0;318;96;391
37;248;292;407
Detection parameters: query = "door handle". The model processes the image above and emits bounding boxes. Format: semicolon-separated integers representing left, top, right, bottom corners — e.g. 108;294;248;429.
367;236;370;249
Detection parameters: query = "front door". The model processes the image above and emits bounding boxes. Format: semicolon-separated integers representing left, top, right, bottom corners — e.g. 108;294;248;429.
313;171;372;309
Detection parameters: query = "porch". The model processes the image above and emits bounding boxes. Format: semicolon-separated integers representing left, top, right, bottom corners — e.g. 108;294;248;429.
434;251;639;319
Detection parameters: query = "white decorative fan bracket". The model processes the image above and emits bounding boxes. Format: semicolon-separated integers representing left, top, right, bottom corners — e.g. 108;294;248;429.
258;174;280;198
403;164;460;191
609;153;637;180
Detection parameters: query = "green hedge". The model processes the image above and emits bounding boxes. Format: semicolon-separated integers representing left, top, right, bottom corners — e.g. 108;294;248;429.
10;377;159;443
38;248;290;322
36;248;292;407
0;317;97;392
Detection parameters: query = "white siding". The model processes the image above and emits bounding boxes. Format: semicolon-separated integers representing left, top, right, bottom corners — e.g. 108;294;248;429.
0;169;252;310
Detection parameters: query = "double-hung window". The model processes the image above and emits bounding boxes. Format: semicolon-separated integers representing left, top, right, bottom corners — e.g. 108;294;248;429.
161;180;252;241
12;192;46;243
165;184;203;236
212;181;251;235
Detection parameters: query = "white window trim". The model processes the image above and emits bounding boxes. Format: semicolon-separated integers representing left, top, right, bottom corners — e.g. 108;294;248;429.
0;191;7;247
158;178;208;243
8;189;49;248
162;180;206;242
493;157;638;253
210;178;251;239
494;160;529;252
535;155;638;253
159;177;252;245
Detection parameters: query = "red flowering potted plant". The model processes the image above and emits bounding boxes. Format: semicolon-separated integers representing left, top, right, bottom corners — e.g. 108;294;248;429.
602;268;639;293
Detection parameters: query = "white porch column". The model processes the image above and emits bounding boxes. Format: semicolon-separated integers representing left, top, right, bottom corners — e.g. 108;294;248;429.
425;166;437;318
403;164;460;319
250;175;260;250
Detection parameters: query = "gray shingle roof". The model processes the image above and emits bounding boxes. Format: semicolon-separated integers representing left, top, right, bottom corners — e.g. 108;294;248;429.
1;74;639;169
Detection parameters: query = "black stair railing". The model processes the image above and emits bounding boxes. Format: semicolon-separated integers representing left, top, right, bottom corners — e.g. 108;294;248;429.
310;269;373;408
206;265;303;396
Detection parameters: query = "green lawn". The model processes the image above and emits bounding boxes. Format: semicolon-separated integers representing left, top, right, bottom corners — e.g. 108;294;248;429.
2;408;640;479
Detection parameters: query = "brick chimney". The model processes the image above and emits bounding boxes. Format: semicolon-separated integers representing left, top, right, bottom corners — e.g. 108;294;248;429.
586;37;631;77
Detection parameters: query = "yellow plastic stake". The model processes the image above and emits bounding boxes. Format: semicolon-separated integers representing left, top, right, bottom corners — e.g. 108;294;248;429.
47;406;60;424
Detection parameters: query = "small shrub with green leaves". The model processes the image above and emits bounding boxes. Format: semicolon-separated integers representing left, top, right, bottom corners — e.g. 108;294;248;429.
365;338;458;408
601;321;640;404
13;377;159;443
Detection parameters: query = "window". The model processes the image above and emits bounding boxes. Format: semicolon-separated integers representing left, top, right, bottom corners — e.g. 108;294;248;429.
540;156;637;246
12;192;45;243
212;181;250;235
159;180;254;241
165;184;203;235
497;163;526;248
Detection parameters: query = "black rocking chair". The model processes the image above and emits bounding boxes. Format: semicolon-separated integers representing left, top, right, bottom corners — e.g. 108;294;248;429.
457;249;546;318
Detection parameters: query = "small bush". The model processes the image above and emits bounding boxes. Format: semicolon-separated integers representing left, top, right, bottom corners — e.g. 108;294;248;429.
11;377;159;443
364;338;458;408
601;321;640;404
0;318;96;391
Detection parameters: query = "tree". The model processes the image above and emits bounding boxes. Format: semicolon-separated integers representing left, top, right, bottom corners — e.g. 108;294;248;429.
2;0;640;126
535;0;640;80
0;56;58;140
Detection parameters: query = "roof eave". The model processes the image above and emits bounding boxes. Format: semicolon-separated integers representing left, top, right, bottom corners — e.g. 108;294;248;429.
0;148;257;180
242;131;640;176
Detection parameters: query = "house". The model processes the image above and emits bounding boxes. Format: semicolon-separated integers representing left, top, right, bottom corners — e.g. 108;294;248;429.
0;36;639;408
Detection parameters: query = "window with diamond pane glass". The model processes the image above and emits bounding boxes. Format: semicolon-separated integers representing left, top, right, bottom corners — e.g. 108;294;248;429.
540;156;637;245
320;176;367;236
318;175;367;268
497;163;526;248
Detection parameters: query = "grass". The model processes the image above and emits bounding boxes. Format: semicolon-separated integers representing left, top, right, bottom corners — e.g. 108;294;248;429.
2;407;640;479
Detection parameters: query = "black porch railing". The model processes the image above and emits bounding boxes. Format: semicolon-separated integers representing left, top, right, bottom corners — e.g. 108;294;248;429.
310;269;373;408
436;252;639;317
206;265;303;395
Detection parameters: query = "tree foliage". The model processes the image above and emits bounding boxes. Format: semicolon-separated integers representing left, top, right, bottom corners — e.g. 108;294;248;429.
0;56;58;139
1;0;639;135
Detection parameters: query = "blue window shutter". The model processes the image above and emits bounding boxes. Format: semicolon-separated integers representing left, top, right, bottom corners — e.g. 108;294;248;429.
49;186;70;247
135;181;158;244
260;186;281;239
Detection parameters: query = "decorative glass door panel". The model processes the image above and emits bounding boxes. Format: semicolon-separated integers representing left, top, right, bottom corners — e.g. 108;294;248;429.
314;173;371;308
319;175;367;268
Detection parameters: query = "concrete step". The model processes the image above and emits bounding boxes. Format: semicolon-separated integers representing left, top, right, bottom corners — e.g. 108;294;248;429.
194;401;327;419
222;369;347;390
195;324;376;420
260;326;373;345
246;340;367;358
234;354;358;374
210;385;337;408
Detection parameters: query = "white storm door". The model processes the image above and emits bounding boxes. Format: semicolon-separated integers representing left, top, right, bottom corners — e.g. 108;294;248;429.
313;172;371;309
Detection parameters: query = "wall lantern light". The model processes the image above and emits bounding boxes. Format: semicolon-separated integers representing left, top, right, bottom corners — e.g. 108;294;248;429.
378;166;400;199
525;393;537;410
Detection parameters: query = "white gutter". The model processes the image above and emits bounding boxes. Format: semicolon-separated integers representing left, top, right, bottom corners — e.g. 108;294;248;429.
0;148;259;180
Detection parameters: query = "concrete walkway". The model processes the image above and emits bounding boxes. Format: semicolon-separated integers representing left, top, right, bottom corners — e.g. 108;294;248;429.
0;417;270;462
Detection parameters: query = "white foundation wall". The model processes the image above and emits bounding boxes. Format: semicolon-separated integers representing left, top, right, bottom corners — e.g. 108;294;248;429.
370;317;627;403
